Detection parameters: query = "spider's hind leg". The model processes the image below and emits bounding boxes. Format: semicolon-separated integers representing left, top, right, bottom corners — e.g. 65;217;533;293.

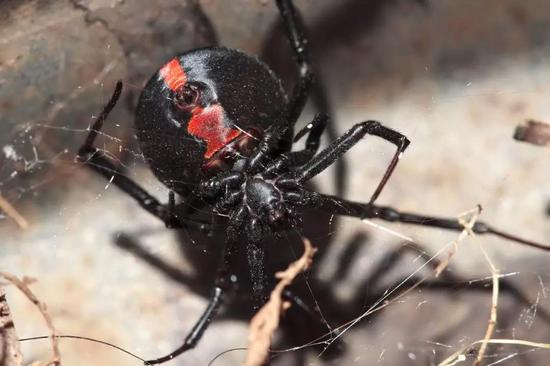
75;81;204;229
143;238;239;365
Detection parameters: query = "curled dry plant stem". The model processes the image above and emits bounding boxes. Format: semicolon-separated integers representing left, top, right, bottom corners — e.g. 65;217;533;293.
0;271;60;366
244;238;317;366
0;287;23;366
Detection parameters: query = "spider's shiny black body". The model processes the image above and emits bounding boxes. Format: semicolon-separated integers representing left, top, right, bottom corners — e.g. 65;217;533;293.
76;0;550;364
135;47;305;247
136;48;290;194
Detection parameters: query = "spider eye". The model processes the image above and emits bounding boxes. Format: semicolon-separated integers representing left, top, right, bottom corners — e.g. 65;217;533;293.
174;84;200;111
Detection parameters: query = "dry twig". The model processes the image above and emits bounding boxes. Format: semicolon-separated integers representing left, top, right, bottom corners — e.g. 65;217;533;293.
0;195;29;230
244;238;317;366
0;271;60;366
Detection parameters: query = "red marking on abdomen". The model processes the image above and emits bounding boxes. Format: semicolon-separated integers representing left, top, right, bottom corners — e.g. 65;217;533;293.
159;58;187;91
187;105;241;158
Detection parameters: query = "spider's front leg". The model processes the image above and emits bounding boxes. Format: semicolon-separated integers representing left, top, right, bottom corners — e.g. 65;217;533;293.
276;0;314;125
277;0;349;195
261;115;330;178
247;0;328;174
292;120;410;204
76;81;208;231
193;171;245;213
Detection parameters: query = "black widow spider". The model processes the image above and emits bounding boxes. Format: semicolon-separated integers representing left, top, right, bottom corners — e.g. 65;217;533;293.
76;0;550;364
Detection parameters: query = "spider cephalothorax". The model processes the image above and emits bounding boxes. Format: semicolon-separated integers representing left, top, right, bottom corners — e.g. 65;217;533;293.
205;171;303;240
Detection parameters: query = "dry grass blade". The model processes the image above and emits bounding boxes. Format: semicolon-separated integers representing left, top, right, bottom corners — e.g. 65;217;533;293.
244;238;317;366
439;339;550;366
432;206;502;366
438;208;540;366
0;195;29;230
434;206;481;277
323;206;484;347
368;205;480;314
473;241;499;366
0;271;60;366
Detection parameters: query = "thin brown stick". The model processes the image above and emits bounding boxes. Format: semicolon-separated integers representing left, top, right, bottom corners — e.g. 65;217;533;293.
244;238;317;366
0;272;60;366
0;195;29;230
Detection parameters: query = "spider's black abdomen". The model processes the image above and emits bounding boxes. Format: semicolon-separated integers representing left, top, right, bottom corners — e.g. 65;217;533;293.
205;48;288;130
135;47;288;195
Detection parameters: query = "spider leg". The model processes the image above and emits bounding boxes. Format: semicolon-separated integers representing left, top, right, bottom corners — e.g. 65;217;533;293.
253;114;330;179
76;81;210;230
144;289;224;365
309;193;550;251
245;0;317;174
293;113;329;155
195;172;244;200
144;239;238;365
248;241;268;306
276;0;313;126
310;78;348;196
261;3;346;196
294;120;409;204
